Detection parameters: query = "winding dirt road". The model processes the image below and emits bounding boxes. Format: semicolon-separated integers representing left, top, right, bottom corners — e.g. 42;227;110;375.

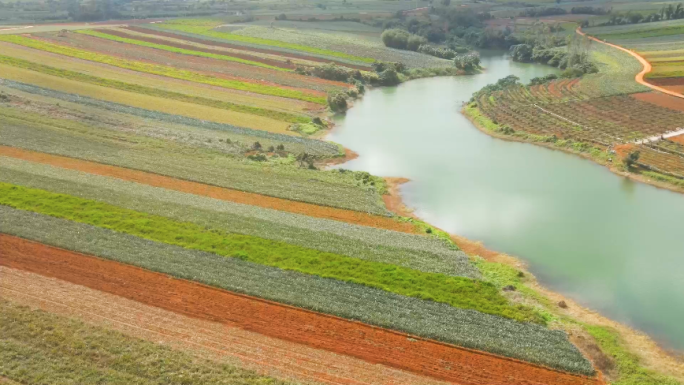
577;28;684;99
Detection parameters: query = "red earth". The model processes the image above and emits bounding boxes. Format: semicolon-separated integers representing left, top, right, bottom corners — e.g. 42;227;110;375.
0;234;604;385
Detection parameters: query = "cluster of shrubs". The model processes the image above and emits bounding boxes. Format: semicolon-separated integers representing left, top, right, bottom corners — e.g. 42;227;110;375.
247;142;286;161
417;44;457;59
381;29;427;51
509;44;598;76
453;52;481;70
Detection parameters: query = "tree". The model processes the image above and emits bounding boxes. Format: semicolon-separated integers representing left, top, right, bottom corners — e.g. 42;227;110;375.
327;93;348;112
252;141;262;150
623;150;640;169
441;0;451;6
454;52;480;70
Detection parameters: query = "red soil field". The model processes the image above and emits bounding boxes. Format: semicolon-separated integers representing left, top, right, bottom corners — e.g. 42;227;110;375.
1;267;449;385
670;134;684;145
631;92;684;112
0;146;416;233
647;77;684;87
0;234;603;385
124;26;373;71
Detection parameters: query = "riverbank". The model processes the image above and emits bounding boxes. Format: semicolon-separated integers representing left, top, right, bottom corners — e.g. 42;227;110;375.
456;102;684;384
380;163;684;385
463;103;684;196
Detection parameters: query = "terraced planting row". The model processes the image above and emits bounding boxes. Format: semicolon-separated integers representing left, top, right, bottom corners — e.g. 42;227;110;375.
0;34;328;103
79;28;296;70
0;40;318;115
152;19;376;65
0;231;598;381
0;111;384;213
1;268;451;385
125;25;373;71
0;156;472;277
0;297;294;385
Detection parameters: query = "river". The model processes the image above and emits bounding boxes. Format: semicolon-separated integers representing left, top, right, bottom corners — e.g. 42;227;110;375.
327;51;684;351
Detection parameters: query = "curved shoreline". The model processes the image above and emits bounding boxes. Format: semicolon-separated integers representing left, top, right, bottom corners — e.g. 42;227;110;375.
380;151;684;383
356;102;684;383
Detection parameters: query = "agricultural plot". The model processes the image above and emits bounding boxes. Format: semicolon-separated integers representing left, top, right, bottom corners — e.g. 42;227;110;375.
1;268;453;385
0;110;386;213
229;25;454;68
0;34;328;103
0;299;293;385
0;16;607;385
0;40;317;115
0;226;595;377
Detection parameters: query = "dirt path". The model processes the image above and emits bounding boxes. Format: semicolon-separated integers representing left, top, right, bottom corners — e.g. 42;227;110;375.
576;28;684;99
0;266;451;385
0;146;415;234
0;234;603;385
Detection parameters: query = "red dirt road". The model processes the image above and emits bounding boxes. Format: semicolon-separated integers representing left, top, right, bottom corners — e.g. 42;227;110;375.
577;28;684;100
0;146;415;233
0;234;602;385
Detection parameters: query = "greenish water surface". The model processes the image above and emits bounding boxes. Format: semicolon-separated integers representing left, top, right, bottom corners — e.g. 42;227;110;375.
328;51;684;351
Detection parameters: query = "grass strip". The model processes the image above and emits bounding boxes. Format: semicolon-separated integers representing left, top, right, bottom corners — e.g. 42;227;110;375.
158;20;375;64
0;206;594;374
0;300;291;385
77;29;289;72
0;182;542;324
0;55;309;124
585;325;679;385
0;35;326;104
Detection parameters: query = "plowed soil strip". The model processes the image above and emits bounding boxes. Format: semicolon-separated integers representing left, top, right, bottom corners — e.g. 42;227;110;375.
125;26;372;71
631;92;684;112
0;266;450;385
0;146;414;233
0;234;602;385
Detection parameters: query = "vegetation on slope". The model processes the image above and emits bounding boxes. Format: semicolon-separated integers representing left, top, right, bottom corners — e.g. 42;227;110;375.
0;300;291;385
0;206;595;375
0;55;310;124
0;183;544;324
156;19;375;64
76;29;289;71
0;35;326;104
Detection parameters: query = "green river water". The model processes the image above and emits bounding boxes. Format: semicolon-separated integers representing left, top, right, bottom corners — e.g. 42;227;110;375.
328;51;684;351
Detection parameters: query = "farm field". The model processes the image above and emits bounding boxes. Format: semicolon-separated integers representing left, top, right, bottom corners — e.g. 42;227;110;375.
2;6;677;385
473;22;684;188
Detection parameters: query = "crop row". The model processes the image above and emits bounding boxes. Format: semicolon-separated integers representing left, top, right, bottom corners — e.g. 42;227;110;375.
0;80;336;154
0;88;317;157
0;157;476;278
0;34;327;104
155;19;375;64
76;29;289;71
0;114;386;214
0;206;595;375
0;300;288;385
0;54;310;124
0;183;541;324
0;40;313;114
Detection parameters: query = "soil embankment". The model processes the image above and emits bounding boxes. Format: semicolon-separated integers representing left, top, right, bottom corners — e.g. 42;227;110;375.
0;234;603;385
